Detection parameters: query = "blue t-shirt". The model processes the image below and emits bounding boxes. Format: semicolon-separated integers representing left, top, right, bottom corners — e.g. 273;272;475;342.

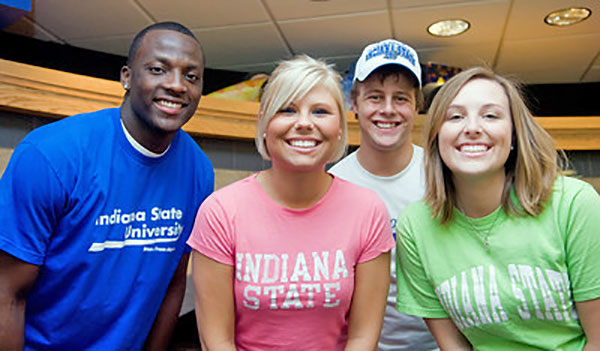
0;108;214;350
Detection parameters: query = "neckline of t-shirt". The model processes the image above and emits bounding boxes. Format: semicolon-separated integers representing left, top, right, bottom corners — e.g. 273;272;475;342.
113;108;179;165
453;205;507;231
352;145;422;181
251;171;339;214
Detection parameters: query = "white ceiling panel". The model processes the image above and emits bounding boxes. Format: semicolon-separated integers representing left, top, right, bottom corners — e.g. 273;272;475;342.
28;0;152;40
390;0;491;10
496;34;600;83
582;65;600;82
138;0;269;28
219;62;279;75
3;0;599;84
504;0;600;41
418;42;498;70
582;53;600;82
280;12;390;58
69;35;134;57
3;16;62;43
264;0;386;21
391;0;510;48
194;23;290;68
320;55;361;75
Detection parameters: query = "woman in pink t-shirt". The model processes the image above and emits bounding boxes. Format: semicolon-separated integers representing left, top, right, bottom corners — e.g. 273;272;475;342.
187;55;395;350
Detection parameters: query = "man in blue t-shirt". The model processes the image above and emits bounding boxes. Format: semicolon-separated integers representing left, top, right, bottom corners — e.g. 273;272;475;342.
0;22;214;350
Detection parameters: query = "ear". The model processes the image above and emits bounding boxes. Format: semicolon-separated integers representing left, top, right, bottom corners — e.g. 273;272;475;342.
120;65;131;90
351;100;359;120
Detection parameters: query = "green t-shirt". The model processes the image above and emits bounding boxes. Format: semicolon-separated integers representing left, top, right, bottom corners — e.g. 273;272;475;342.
396;176;600;350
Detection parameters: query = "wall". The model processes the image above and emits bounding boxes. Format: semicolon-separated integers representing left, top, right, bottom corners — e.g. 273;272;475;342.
1;110;599;194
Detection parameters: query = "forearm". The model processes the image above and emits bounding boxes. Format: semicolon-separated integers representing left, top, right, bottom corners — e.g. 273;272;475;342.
345;253;390;351
144;254;189;351
0;294;26;350
0;251;39;350
200;339;237;351
344;336;377;351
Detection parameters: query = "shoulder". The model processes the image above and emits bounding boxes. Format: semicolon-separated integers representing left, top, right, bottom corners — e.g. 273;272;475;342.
552;175;599;203
175;130;213;168
398;200;432;222
332;176;378;199
22;108;117;150
205;174;257;205
328;150;359;175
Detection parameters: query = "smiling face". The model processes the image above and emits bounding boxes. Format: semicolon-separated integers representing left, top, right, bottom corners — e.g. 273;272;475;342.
120;29;204;150
438;78;513;182
353;72;418;153
265;85;342;172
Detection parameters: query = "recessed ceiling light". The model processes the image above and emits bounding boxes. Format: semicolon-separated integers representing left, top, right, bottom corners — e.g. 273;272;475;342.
427;19;470;37
545;7;591;26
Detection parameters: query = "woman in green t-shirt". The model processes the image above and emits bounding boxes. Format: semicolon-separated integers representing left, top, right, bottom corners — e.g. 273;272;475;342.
396;66;600;350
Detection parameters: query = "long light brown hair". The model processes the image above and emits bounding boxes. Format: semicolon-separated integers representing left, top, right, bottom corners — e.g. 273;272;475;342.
424;66;564;223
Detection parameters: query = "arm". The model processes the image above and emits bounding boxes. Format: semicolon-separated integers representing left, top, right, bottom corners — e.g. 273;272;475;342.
424;318;472;351
0;250;39;350
191;250;236;351
144;253;190;351
576;297;600;351
344;252;390;351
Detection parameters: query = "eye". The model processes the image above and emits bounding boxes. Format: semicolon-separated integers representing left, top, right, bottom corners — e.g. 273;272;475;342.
186;72;200;83
484;113;499;119
367;95;382;102
313;108;331;116
148;66;164;74
278;106;296;114
447;114;462;121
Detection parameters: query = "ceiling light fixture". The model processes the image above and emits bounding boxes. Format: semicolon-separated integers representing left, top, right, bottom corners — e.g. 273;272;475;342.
427;19;470;37
544;7;591;26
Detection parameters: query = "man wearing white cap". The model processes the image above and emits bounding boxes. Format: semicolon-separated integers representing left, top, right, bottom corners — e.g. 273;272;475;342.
329;39;438;350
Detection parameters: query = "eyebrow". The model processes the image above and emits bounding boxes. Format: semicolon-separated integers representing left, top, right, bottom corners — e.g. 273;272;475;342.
151;56;202;70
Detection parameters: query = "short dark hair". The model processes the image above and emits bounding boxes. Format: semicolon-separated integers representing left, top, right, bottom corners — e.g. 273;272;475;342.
350;65;424;110
127;21;202;65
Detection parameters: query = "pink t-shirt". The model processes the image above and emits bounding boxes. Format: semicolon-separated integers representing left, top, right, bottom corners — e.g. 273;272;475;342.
188;173;394;351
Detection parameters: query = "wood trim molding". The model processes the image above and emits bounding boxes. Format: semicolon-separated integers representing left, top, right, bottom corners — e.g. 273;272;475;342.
1;58;599;150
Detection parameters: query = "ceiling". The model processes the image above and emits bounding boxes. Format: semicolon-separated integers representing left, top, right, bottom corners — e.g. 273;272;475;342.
3;0;600;84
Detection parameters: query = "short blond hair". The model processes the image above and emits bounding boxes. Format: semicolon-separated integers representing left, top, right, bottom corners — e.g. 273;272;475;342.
424;66;563;223
255;55;348;162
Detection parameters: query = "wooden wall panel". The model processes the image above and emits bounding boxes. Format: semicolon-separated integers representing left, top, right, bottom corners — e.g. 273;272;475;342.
1;59;598;150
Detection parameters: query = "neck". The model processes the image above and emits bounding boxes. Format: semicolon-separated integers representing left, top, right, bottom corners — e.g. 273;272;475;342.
259;165;332;209
356;140;413;177
454;172;506;218
120;100;174;153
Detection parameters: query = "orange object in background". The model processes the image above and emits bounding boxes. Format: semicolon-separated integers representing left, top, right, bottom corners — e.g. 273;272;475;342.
207;74;269;102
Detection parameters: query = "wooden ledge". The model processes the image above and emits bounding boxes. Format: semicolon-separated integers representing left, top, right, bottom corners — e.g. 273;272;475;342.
1;58;599;150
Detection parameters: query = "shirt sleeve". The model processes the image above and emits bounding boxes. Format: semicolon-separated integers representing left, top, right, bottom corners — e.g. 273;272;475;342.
357;196;395;264
0;142;67;265
395;208;449;318
187;194;235;266
562;180;600;302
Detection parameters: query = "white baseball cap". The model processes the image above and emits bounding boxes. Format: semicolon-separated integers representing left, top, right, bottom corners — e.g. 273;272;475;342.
354;39;422;87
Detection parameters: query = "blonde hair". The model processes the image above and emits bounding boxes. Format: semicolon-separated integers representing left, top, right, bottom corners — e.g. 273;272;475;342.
255;55;348;162
424;66;563;223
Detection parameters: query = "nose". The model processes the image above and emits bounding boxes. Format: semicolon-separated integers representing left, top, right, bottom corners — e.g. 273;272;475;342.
379;96;394;116
294;110;314;130
164;70;187;94
464;115;482;136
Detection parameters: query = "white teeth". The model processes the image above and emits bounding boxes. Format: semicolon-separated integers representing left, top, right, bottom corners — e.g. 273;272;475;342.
290;140;317;148
157;100;182;109
460;145;488;153
375;122;396;129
